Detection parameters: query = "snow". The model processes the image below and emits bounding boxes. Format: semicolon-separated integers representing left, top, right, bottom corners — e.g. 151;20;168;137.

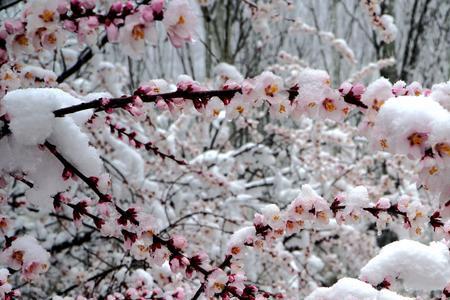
431;81;450;111
1;88;102;209
343;186;370;214
306;278;412;300
361;77;393;113
4;89;61;145
372;95;448;158
359;239;450;291
227;226;256;254
213;62;244;84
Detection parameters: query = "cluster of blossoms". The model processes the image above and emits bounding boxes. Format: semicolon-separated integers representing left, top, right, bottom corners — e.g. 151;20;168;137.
0;268;16;299
1;59;450;296
0;236;50;281
3;0;450;298
0;64;57;99
359;78;450;201
361;0;398;43
225;184;446;261
0;0;197;63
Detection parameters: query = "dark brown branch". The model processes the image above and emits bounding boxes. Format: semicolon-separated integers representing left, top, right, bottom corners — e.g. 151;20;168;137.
53;88;242;117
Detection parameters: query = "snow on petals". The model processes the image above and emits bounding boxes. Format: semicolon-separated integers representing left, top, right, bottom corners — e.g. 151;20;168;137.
359;239;450;291
0;235;50;281
305;277;413;300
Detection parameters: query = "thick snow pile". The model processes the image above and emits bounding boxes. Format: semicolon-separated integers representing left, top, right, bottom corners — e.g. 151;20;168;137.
360;239;450;291
305;278;412;300
1;88;102;210
372;96;448;159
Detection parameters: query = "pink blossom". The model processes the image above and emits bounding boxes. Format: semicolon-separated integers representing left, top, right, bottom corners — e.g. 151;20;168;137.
163;0;197;47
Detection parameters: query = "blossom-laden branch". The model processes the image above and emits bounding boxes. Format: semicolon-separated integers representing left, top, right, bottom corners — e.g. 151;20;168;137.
361;0;398;43
39;141;275;298
106;117;187;165
0;0;197;68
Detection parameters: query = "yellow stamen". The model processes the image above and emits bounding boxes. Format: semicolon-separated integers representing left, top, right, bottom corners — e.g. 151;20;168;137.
323;98;336;112
47;33;57;45
342;107;350;115
317;211;328;222
40;9;55;22
380;138;389;150
236;105;244;114
436;143;450;157
132;24;145;40
178;15;186;25
24;72;33;80
429;166;438;175
12;250;24;263
15;34;29;46
295;206;304;215
265;84;278;97
286;220;295;230
372;99;384;111
408;132;425;146
231;246;241;255
279;104;286;113
3;73;13;80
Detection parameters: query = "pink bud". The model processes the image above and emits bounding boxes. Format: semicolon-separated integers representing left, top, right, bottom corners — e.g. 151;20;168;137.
100;97;110;106
57;2;69;14
253;213;265;226
4;21;16;34
351;83;365;95
155;99;169;111
110;1;123;13
124;1;134;12
151;0;164;14
170;235;187;250
141;6;154;23
133;96;143;107
64;20;77;32
376;197;391;209
82;0;96;10
106;24;119;42
338;82;352;95
86;16;99;28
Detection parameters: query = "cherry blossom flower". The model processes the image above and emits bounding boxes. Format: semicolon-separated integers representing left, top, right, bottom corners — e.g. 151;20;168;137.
163;0;197;47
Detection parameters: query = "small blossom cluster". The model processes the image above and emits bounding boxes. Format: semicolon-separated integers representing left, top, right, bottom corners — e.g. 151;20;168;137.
359;78;450;200
0;236;50;281
0;0;197;63
225;184;444;267
0;268;17;299
0;63;57;99
362;0;398;43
